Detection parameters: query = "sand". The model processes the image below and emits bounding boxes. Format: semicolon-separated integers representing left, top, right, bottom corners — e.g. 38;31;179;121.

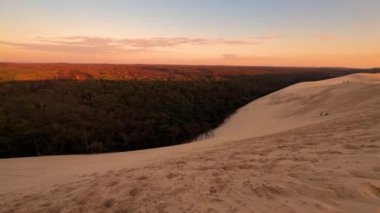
0;73;379;212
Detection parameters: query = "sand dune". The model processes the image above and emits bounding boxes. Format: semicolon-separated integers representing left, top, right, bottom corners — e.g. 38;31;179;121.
0;73;379;212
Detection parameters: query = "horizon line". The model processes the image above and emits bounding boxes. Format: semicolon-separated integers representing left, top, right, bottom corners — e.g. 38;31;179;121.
0;61;377;70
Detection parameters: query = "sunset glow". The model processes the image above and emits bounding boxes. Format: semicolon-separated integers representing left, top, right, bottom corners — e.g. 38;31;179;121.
1;0;379;68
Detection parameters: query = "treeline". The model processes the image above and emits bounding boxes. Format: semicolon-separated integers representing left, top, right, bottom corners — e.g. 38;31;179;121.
1;62;373;81
0;73;353;157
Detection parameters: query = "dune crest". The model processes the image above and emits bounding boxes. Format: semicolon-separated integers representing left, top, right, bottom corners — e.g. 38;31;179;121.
212;73;380;141
0;73;379;212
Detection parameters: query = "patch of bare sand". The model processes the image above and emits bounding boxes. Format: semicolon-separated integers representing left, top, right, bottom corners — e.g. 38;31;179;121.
0;73;379;212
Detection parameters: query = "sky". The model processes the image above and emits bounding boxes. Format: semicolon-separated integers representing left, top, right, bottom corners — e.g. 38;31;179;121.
1;0;379;68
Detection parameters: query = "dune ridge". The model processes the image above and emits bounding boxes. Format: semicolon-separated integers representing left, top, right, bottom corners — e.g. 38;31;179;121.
0;73;379;212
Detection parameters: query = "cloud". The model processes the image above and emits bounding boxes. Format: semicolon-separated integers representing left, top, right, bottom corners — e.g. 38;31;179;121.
318;34;341;41
38;36;115;46
42;36;259;48
0;36;259;54
0;39;143;54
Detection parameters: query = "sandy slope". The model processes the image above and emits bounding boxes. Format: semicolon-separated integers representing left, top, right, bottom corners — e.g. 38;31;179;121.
0;73;379;212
